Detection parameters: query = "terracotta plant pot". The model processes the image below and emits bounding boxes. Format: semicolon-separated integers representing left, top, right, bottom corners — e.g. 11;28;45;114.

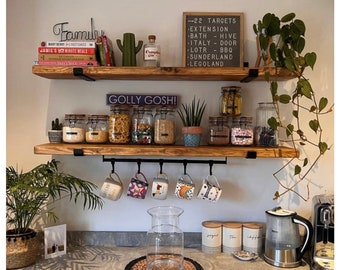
6;229;39;269
182;126;203;147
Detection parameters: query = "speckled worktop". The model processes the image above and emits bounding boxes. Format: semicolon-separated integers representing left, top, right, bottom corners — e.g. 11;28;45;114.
24;246;310;270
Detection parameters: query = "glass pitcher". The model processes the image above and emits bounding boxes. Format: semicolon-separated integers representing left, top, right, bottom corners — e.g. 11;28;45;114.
146;206;184;270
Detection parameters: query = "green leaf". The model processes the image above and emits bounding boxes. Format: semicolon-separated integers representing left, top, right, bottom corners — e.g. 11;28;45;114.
268;117;279;130
303;158;308;167
270;81;278;96
298;79;313;99
286;124;294;137
305;52;317;69
262;13;273;28
309;119;319;133
292;110;298;118
319;97;328;112
293;19;306;35
281;13;295;22
279;94;291;104
310;105;317;112
294;165;301;175
269;42;277;60
265;71;270;82
319;142;328;154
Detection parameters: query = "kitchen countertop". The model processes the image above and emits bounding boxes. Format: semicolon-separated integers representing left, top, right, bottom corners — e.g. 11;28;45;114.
24;246;311;270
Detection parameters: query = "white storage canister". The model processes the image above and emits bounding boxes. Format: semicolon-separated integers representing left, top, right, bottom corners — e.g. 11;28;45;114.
202;221;222;254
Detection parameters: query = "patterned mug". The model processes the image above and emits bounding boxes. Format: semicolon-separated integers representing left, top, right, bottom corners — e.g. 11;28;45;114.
174;173;195;200
151;173;169;200
100;172;123;201
197;174;222;202
127;172;149;199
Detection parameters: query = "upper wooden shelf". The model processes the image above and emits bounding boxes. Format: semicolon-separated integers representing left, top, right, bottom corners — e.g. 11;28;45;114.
34;143;299;158
32;66;295;82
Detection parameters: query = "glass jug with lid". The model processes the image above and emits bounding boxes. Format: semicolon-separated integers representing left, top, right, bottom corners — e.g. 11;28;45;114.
264;207;313;268
146;206;184;270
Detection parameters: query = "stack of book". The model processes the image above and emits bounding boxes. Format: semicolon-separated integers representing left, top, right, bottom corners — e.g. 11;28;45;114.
37;41;99;66
36;35;116;67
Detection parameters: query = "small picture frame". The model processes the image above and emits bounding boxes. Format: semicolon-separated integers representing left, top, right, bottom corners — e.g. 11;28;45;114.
44;224;67;259
182;12;244;67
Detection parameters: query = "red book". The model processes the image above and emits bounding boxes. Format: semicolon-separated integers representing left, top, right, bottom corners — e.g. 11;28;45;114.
38;47;96;54
37;60;99;66
101;35;115;66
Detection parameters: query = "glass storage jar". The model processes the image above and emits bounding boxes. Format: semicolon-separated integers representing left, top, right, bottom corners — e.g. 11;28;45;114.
230;116;254;145
62;114;86;143
154;107;176;145
146;206;184;270
219;86;242;116
255;102;278;147
208;116;230;145
131;107;154;144
108;105;131;144
85;114;109;143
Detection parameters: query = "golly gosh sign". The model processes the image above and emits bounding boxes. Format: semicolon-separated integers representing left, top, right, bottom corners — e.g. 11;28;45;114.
106;94;179;106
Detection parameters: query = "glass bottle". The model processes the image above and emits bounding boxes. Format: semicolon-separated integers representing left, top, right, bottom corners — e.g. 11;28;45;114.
108;105;131;144
131;107;154;144
255;102;278;147
85;114;109;143
219;86;242;116
208;116;230;145
146;206;184;270
154;107;176;145
230;116;254;145
62;114;86;143
143;35;161;67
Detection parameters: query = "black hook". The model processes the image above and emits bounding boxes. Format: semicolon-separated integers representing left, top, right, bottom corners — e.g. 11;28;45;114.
183;160;187;174
209;160;213;175
137;159;141;174
159;159;163;174
110;160;115;174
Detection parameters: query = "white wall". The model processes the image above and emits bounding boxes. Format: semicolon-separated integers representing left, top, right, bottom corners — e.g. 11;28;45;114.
6;0;334;232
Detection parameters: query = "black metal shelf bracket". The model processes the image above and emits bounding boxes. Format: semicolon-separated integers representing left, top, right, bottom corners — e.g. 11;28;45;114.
240;68;259;83
73;68;96;81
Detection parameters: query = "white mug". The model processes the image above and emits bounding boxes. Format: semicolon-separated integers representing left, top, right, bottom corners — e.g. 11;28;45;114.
151;173;169;200
197;174;222;202
100;172;123;201
175;173;195;200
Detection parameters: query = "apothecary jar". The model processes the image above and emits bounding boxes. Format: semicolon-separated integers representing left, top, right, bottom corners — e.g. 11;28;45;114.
146;206;184;270
254;102;278;147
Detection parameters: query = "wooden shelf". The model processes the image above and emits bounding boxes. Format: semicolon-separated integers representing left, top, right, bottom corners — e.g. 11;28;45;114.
34;143;299;158
32;66;295;82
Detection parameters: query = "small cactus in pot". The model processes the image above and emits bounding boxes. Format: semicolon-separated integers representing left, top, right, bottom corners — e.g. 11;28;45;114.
48;118;63;143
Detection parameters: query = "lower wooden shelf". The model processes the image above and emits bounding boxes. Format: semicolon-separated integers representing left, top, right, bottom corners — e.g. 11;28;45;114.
34;143;299;158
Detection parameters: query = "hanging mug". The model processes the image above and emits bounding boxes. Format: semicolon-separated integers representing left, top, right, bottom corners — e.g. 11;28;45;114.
100;172;124;201
127;172;149;199
197;174;222;202
151;173;169;200
175;173;195;200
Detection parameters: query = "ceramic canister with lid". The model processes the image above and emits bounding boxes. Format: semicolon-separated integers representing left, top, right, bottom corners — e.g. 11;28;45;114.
202;221;222;254
222;222;242;254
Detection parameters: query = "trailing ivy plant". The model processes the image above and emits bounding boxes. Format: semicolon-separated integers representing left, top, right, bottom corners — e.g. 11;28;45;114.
253;12;333;201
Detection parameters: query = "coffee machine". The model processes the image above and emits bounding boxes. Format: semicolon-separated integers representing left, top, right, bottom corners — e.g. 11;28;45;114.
311;194;334;270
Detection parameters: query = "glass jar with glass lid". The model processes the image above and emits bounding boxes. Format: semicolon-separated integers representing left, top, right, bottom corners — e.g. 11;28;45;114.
154;106;176;145
85;114;109;143
62;114;86;143
219;86;242;116
108;105;131;144
208;116;230;145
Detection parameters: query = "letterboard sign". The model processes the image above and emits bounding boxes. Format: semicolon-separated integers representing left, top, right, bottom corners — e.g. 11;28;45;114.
183;12;244;67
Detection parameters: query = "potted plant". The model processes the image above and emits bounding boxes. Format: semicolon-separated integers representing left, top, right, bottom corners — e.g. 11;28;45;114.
48;118;63;143
6;159;104;269
253;13;333;201
177;96;207;147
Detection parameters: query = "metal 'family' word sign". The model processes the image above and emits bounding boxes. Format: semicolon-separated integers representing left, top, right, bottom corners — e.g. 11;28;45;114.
106;94;179;106
53;18;104;41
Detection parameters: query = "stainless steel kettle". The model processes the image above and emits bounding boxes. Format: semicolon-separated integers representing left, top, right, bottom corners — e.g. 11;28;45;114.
264;207;313;268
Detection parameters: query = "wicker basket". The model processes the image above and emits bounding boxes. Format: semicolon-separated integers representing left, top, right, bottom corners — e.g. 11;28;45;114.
6;229;39;269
